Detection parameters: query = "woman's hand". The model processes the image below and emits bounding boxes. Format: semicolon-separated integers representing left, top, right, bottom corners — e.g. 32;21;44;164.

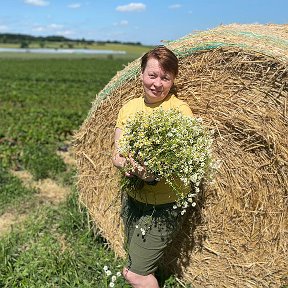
128;155;155;182
112;152;134;177
112;128;135;177
113;152;156;182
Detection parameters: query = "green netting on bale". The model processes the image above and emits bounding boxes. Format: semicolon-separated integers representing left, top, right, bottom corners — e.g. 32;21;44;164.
167;29;288;49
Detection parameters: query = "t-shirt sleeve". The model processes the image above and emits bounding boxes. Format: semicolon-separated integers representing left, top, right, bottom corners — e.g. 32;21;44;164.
178;102;193;117
115;99;138;130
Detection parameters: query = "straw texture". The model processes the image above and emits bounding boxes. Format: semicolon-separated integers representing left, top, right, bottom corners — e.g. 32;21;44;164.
74;24;288;287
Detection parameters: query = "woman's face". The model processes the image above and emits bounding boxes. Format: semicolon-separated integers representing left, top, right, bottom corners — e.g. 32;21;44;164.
141;58;175;104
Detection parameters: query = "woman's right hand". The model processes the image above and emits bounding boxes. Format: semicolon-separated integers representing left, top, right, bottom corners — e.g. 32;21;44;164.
112;152;155;181
112;152;134;177
128;155;155;182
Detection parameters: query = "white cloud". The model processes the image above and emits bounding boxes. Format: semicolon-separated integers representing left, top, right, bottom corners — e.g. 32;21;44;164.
32;25;46;32
55;30;74;36
168;4;182;9
114;20;129;26
68;3;81;9
0;25;8;32
32;24;72;36
48;24;64;29
113;20;129;27
120;20;129;25
116;3;146;12
24;0;50;7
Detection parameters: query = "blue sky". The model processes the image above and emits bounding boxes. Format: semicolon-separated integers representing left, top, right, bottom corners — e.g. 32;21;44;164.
0;0;287;45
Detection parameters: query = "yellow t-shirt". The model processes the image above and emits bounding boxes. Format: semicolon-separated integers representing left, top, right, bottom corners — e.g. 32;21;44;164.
116;94;193;205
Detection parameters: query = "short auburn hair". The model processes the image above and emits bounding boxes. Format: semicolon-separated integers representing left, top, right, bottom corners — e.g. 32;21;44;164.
141;46;179;77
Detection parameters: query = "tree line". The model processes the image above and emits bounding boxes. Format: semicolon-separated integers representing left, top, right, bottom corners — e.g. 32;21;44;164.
0;33;143;47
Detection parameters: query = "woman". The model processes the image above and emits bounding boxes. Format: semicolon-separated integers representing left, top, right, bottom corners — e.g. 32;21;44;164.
112;46;193;288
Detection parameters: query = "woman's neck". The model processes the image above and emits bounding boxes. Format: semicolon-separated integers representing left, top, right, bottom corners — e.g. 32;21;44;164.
143;94;172;105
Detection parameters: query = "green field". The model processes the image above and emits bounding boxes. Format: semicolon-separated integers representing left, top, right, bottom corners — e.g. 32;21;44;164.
0;52;188;287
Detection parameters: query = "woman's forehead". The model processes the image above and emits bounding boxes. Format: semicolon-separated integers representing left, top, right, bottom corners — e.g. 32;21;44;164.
144;58;171;75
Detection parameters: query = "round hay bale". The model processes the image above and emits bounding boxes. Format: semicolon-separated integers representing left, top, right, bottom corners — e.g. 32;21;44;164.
74;24;288;287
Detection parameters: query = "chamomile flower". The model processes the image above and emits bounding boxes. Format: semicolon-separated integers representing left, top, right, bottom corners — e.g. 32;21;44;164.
140;228;146;235
181;209;186;215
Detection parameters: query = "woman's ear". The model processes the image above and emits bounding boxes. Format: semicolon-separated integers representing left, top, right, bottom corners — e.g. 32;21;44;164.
140;71;144;81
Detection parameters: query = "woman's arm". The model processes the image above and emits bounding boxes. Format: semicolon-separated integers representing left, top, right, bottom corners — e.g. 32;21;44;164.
112;128;135;178
112;128;130;171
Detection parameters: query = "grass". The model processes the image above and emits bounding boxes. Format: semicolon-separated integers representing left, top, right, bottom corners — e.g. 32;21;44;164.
0;52;189;287
0;188;129;288
0;184;188;287
0;164;37;213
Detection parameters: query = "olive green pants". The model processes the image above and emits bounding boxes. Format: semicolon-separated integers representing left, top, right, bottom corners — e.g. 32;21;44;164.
120;194;185;276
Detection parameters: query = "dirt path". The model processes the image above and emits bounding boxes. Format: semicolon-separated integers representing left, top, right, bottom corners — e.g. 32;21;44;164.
0;147;76;236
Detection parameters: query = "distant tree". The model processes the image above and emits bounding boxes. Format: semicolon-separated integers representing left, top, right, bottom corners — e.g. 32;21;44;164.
1;36;7;43
20;40;29;48
0;32;144;47
96;41;106;46
46;35;70;42
39;41;45;48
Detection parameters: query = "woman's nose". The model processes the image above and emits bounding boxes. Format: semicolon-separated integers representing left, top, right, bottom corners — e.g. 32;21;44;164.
153;77;162;87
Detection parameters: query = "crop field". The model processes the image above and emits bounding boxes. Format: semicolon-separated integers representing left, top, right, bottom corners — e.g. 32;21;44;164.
0;54;187;287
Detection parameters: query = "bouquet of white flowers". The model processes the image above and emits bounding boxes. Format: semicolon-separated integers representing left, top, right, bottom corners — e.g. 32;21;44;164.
118;108;214;211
